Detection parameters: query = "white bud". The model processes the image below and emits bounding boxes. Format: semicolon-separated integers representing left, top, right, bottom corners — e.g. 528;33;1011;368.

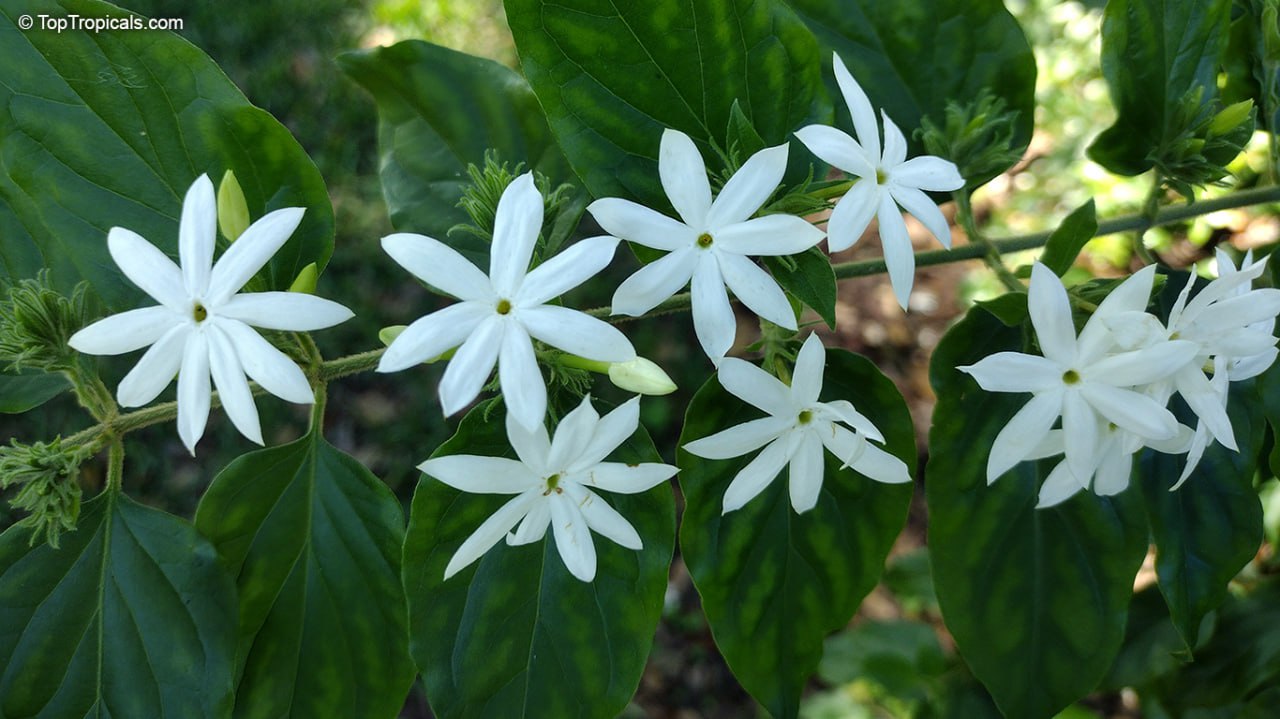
608;357;676;396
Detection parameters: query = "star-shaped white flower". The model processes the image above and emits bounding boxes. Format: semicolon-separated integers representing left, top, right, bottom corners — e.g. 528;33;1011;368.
589;129;826;364
1027;418;1191;508
378;173;636;430
959;263;1198;483
420;396;677;582
68;175;354;453
795;52;964;309
682;333;910;514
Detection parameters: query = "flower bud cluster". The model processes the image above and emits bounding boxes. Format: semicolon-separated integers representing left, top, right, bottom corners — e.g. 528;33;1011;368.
0;438;92;548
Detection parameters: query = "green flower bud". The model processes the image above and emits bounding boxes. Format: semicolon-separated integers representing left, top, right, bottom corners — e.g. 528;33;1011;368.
1209;100;1255;137
288;262;318;294
608;357;677;396
0;437;90;548
217;169;251;242
378;325;407;347
0;272;88;373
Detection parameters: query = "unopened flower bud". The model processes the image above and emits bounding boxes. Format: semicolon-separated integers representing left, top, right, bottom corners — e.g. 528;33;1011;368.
1208;100;1254;137
217;170;250;242
378;325;407;347
608;357;676;395
288;262;318;294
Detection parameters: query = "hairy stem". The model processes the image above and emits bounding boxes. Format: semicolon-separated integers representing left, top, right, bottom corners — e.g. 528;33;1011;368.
955;190;1024;292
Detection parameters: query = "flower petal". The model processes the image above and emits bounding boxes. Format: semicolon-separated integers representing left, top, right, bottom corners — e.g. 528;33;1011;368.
548;395;599;471
987;389;1063;482
206;207;305;305
1077;264;1157;362
1036;460;1085;509
716;356;792;415
1173;365;1236;451
179;175;216;297
848;441;912;484
832;52;880;162
706;143;788;228
506;411;552;474
107;227;187;310
880;111;908;168
217;292;353;331
582;462;677;494
890;185;952;249
214;319;314;404
878;192;915;309
565;483;643;550
958;352;1062;393
207;325;262;445
519;305;635;363
586;198;696;252
488;173;543;297
1087;340;1198;387
717;252;796;330
793;124;874;177
1028;263;1078;364
573;397;641;469
691;256;736;363
817;423;867;467
825;179;879;253
443;490;539;580
713;214;826;257
519;236;619;306
1080;383;1178;441
891;156;964;191
788;430;826;513
438;315;504;417
377;302;490;373
498;324;547;431
722;431;799;513
1062;390;1102;480
610;247;698;316
507;500;551;546
549;492;597;582
683;415;792;459
659;129;712;228
790;334;827;406
1093;446;1134;496
816;401;884;443
418;455;539;494
116;324;189;407
68;306;179;356
177;331;212;455
381;232;493;302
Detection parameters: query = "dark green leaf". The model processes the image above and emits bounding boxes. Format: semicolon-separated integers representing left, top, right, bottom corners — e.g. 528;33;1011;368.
1039;200;1098;277
1087;0;1233;175
1257;360;1280;477
404;404;676;719
765;247;837;329
0;369;68;414
727;100;768;159
194;430;413;719
786;0;1036;184
505;0;826;209
0;0;334;312
0;490;236;717
1100;585;1188;691
339;40;571;265
926;308;1148;719
974;292;1028;327
818;620;945;700
678;349;913;719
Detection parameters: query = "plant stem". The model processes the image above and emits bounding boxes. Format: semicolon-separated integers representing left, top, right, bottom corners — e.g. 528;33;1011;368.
106;439;124;493
1132;180;1163;265
309;381;328;435
955;190;1024;292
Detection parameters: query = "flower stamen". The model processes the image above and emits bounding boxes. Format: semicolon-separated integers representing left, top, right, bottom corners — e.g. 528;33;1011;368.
797;409;813;425
192;302;208;323
1062;369;1080;385
496;299;512;315
696;232;714;248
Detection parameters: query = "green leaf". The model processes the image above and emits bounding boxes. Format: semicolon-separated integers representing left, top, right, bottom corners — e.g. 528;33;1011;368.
926;308;1148;719
505;0;826;209
403;404;676;719
1039;200;1098;277
678;349;913;719
194;429;413;719
0;0;334;312
1087;0;1233;175
974;292;1028;327
0;369;68;414
1257;360;1280;477
339;40;571;265
765;247;837;329
818;620;946;700
786;0;1036;184
1100;585;1188;691
0;490;236;717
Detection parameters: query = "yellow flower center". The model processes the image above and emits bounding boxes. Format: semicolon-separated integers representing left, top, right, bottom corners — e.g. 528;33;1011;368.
192;302;208;323
496;299;512;315
1062;369;1080;385
696;232;714;249
543;473;563;495
797;409;813;425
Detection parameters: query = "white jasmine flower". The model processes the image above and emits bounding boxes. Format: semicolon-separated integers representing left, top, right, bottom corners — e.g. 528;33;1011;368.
378;173;636;430
589;129;825;364
1211;249;1280;380
68;175;354;453
794;52;964;309
1030;420;1191;508
420;396;677;582
683;333;909;514
959;263;1198;483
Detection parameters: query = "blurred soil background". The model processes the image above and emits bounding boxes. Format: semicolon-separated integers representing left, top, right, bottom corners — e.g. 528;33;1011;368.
3;0;1277;717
